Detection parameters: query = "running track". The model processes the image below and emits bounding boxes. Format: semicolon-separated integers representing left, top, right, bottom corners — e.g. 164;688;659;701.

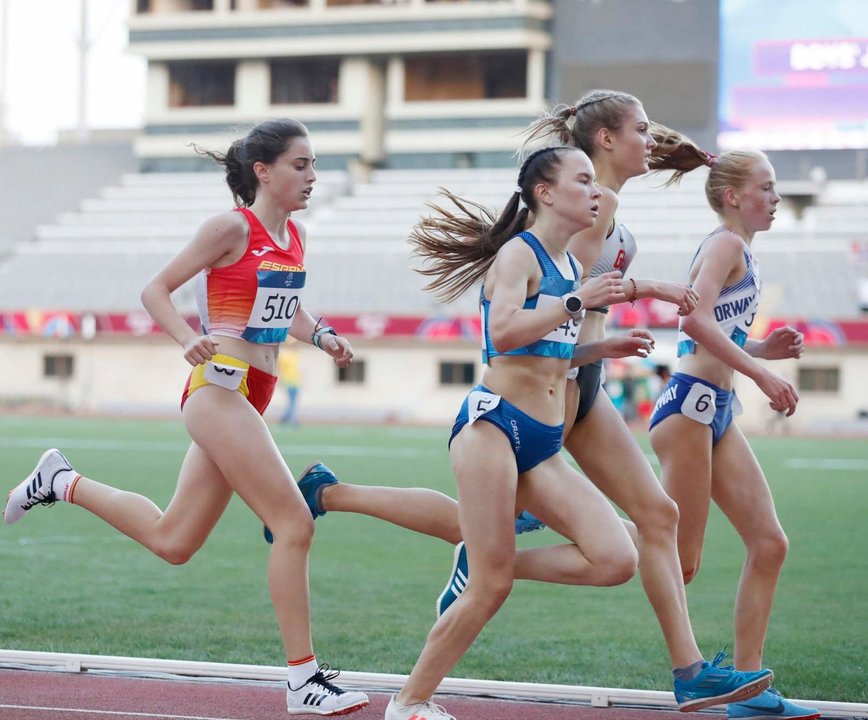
0;668;711;720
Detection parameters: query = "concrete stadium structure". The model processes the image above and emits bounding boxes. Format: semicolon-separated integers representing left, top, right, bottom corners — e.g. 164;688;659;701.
0;0;866;432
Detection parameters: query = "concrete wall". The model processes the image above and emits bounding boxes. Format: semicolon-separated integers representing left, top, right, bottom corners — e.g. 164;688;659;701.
2;336;865;434
551;0;720;151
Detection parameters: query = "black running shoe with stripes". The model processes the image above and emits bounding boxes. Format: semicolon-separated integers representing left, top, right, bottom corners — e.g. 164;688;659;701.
286;663;368;717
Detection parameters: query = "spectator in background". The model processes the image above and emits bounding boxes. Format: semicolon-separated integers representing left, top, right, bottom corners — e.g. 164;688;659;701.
278;340;302;425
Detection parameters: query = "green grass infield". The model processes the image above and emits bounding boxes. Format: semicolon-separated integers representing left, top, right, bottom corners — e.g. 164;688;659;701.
0;415;865;702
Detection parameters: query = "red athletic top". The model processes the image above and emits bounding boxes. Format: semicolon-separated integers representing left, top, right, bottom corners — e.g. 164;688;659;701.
196;207;306;345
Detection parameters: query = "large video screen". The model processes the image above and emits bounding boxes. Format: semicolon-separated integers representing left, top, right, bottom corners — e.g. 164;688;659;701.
719;0;868;150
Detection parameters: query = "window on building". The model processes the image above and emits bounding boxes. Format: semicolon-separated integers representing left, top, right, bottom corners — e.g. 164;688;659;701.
254;0;309;7
798;367;840;392
405;52;526;101
271;59;340;104
169;62;235;107
439;361;474;386
44;354;74;379
338;360;366;384
137;0;214;12
326;0;394;6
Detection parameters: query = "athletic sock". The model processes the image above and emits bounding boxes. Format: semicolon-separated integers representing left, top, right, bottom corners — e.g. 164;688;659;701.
673;659;706;681
287;655;318;690
55;471;81;504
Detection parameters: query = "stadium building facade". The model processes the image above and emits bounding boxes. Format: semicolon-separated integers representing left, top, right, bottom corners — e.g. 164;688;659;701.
0;0;865;432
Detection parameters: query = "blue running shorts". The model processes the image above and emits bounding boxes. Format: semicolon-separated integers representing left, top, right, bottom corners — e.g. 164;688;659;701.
648;372;741;445
449;385;564;473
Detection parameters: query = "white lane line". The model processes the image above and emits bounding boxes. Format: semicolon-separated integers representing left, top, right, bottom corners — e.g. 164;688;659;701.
0;705;247;720
784;458;868;470
0;437;437;458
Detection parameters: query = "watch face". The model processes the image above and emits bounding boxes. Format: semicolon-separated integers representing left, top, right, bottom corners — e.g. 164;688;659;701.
566;295;582;313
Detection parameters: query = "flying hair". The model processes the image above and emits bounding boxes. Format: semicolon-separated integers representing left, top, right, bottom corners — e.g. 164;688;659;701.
409;147;571;303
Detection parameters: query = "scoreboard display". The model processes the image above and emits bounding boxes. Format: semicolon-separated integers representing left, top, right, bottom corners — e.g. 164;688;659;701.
719;0;868;150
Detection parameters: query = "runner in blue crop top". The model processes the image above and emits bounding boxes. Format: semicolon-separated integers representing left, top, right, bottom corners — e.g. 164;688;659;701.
481;231;581;363
385;146;648;720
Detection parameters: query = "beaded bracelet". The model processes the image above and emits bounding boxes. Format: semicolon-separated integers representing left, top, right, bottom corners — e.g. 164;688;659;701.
629;278;638;305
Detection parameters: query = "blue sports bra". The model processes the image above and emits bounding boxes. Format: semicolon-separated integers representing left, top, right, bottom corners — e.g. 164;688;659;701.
481;231;581;363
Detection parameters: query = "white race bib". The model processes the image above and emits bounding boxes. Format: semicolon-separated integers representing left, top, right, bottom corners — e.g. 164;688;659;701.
682;381;717;425
536;294;581;346
467;390;501;424
204;360;247;391
247;287;300;331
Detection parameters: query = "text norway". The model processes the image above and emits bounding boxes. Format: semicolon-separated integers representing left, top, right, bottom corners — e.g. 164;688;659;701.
714;295;755;322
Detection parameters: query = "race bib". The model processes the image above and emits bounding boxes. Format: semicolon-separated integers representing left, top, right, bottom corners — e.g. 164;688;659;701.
682;381;717;425
467;390;501;424
243;269;306;343
247;287;300;331
204;360;247;392
536;294;581;346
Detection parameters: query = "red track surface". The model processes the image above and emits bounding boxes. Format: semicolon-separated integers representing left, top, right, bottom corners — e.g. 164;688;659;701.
0;668;711;720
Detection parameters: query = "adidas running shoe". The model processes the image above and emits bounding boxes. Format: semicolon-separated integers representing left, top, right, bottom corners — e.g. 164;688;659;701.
674;650;773;712
435;541;468;618
4;449;73;525
286;663;368;717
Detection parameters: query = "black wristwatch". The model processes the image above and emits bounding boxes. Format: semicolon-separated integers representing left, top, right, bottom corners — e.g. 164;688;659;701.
563;293;584;319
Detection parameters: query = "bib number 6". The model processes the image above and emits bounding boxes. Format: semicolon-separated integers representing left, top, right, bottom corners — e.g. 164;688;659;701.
682;382;717;425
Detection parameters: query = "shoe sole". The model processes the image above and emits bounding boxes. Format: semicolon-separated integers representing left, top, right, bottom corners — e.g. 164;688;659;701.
728;713;820;720
678;671;773;713
286;698;369;716
434;541;465;619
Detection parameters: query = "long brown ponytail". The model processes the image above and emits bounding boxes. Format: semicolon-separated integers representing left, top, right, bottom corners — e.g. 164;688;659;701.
409;147;576;303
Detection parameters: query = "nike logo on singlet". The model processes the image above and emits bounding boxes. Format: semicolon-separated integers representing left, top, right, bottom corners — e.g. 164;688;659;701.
251;247;275;257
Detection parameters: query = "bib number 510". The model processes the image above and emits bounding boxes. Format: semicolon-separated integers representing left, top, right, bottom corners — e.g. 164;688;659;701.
262;294;299;323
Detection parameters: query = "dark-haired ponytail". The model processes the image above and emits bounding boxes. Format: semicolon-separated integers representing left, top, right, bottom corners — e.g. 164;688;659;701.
409;147;568;303
192;118;310;207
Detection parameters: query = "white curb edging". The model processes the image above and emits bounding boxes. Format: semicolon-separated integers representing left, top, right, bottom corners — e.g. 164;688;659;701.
0;650;865;718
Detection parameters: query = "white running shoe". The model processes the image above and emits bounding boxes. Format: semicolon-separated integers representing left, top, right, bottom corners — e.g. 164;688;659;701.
286;663;369;716
4;449;73;525
384;695;456;720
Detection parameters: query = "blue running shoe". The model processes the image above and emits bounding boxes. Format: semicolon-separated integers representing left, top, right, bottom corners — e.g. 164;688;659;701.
515;510;546;534
297;461;338;519
674;650;773;712
263;461;339;545
728;688;820;720
435;541;468;618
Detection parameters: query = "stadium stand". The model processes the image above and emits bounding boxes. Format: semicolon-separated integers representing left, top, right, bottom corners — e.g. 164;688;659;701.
0;166;864;318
